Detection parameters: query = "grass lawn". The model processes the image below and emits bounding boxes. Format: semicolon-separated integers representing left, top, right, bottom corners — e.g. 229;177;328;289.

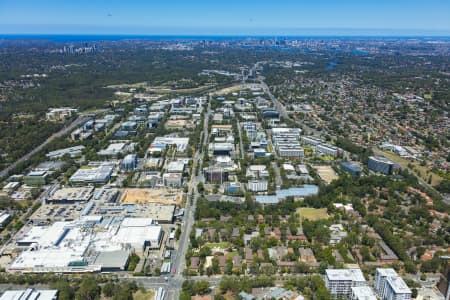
205;242;231;249
304;148;314;156
133;289;155;300
373;148;443;186
80;165;95;169
318;155;336;161
225;251;239;260
297;208;330;221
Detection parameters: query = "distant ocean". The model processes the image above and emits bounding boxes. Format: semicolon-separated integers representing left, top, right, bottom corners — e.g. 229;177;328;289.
1;34;450;42
0;34;241;42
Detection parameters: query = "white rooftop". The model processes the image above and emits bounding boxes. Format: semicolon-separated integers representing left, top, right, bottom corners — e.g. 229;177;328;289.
167;161;185;172
326;269;366;282
216;156;232;163
282;164;295;172
121;217;153;227
0;289;58;300
69;163;115;183
249;165;267;171
11;217;161;272
386;276;411;294
112;224;161;250
351;286;377;300
376;268;398;277
98;143;127;155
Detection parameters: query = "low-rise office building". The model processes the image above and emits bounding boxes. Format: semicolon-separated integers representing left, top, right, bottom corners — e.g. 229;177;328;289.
46;146;85;159
47;187;94;204
163;173;183;188
24;171;48;186
46;107;77;122
278;146;304;158
247;180;268;192
204;167;229;183
209;143;234;156
150;136;189;153
166;161;186;173
0;212;11;229
368;156;396;175
340;162;362;176
315;144;341;157
69;163;115;184
121;154;137;171
301;136;324;146
262;108;279;119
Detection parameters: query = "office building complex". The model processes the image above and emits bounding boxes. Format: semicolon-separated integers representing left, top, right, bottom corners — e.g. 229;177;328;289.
301;136;342;157
315;144;341;157
271;128;304;158
340;162;362;176
368;156;396;175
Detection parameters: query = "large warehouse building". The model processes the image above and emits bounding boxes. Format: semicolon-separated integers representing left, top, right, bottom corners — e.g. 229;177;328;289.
9;216;162;273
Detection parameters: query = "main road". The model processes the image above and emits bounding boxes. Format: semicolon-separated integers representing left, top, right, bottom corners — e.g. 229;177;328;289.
161;99;212;300
236;121;245;160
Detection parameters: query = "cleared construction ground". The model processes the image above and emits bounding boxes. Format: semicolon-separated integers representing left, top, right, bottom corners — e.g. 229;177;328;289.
313;165;339;184
120;188;183;205
210;83;263;96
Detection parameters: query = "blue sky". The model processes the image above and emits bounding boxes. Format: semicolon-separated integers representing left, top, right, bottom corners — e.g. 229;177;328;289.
1;0;450;35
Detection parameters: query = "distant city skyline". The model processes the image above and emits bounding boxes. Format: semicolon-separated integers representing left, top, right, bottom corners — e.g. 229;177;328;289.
1;0;450;36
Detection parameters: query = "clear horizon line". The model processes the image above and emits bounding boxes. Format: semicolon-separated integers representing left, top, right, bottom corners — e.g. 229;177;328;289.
2;33;450;37
1;25;450;37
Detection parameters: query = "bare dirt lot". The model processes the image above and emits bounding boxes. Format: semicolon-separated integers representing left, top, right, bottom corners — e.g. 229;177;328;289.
211;83;263;96
313;165;339;184
120;188;183;205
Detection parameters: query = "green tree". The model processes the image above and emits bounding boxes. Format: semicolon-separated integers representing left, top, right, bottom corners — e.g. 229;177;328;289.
102;282;116;298
193;281;210;295
49;280;74;300
75;277;101;300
